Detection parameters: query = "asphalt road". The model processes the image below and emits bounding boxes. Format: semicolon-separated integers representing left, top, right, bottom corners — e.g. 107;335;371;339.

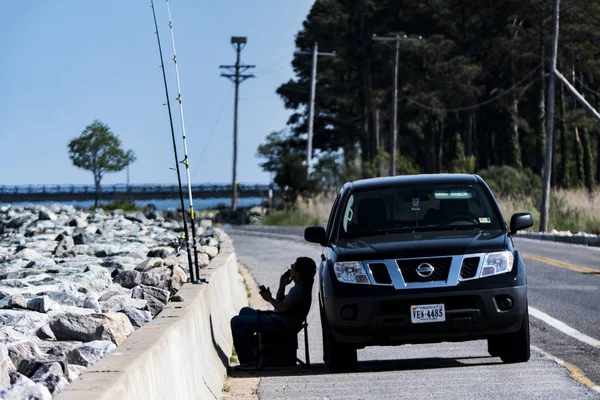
227;226;600;400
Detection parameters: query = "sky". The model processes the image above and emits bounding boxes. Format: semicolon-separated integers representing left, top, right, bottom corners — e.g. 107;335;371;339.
0;0;314;186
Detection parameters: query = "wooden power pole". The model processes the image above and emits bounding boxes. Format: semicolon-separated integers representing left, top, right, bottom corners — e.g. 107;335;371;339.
220;37;255;211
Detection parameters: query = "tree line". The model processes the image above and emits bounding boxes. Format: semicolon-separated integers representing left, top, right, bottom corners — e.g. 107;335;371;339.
258;0;600;198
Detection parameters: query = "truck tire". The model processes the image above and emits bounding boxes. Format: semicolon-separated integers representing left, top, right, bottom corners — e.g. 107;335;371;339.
499;309;531;363
320;306;357;372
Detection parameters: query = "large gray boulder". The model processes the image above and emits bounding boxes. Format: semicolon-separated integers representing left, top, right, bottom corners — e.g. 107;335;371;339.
134;257;164;272
170;265;188;294
0;343;15;390
35;325;55;341
140;268;171;292
13;249;43;262
53;236;74;257
49;313;134;345
125;212;148;224
38;208;57;222
41;292;80;307
67;340;115;367
73;232;93;245
68;216;88;229
29;361;69;395
0;311;49;335
143;295;165;317
196;253;210;268
113;270;141;289
120;307;152;327
131;285;170;304
7;294;28;310
2;379;52;400
6;215;32;230
7;342;42;373
0;327;32;345
77;265;113;292
27;296;60;314
147;247;172;259
82;293;101;313
200;245;219;259
99;295;146;313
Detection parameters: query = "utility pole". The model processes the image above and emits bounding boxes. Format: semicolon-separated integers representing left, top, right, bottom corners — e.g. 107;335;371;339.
374;109;380;150
220;37;255;211
373;34;421;176
295;42;335;175
539;0;560;232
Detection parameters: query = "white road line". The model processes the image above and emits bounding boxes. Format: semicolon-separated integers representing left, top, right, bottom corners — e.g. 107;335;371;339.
529;306;600;348
532;345;600;393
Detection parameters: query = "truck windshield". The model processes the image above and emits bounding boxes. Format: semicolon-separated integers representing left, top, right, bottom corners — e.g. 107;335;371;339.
338;183;503;239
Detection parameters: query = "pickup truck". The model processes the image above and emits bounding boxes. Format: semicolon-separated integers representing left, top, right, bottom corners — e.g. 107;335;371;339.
304;174;534;372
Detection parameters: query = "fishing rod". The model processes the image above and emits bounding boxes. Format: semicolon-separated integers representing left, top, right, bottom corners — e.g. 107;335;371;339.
150;0;196;283
165;0;201;281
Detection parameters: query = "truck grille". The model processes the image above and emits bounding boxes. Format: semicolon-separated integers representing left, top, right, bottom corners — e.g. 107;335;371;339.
368;263;392;284
460;257;480;279
396;257;452;282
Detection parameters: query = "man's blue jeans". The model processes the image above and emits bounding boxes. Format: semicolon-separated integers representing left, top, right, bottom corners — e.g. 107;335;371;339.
230;307;283;364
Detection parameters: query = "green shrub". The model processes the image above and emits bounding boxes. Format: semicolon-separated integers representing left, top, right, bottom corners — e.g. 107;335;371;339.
396;154;421;175
92;199;139;212
478;166;541;198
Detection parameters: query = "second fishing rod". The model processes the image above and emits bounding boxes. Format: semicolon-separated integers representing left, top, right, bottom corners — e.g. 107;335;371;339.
150;0;199;283
164;0;201;281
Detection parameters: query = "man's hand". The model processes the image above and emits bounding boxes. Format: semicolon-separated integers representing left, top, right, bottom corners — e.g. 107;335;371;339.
260;287;273;302
279;269;292;286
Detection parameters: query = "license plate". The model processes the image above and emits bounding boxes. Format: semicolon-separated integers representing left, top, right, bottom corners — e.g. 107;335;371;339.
410;304;445;324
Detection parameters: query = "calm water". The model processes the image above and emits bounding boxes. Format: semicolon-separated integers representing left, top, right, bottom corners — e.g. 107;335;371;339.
0;197;264;211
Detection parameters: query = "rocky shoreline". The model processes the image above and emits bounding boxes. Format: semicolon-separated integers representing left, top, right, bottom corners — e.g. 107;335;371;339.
0;204;225;399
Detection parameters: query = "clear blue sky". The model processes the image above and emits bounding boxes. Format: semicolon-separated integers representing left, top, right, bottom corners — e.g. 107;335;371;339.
0;0;313;186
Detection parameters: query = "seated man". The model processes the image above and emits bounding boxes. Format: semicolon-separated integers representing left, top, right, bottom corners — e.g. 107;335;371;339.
230;257;317;368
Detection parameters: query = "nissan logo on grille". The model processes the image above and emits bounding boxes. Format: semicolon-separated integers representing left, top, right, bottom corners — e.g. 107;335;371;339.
416;263;435;278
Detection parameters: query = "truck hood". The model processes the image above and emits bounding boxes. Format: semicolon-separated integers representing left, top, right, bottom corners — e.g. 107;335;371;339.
332;229;507;260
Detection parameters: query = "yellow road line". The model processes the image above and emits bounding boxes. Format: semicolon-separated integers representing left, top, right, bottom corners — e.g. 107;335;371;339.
533;346;600;393
563;361;600;392
522;253;600;274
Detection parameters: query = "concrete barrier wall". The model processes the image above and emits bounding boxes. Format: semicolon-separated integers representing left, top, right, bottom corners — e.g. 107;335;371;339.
517;231;600;247
55;238;247;400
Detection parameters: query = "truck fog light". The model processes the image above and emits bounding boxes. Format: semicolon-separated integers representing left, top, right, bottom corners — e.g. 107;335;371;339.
341;305;357;320
496;295;513;311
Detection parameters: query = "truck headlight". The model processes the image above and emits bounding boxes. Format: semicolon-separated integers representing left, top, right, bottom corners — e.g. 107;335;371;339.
480;251;514;277
334;262;371;284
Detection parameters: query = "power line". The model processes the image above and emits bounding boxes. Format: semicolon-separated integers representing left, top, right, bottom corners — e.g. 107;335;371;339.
191;87;234;176
404;63;542;113
573;76;600;98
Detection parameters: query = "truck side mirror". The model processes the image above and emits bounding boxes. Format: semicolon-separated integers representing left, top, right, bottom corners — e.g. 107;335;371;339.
510;212;534;234
304;226;327;246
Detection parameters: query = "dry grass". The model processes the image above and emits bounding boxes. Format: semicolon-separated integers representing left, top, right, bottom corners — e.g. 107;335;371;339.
498;188;600;234
262;192;335;226
296;192;337;223
554;188;600;220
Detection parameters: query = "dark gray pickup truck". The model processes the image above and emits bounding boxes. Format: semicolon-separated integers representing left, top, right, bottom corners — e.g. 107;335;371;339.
305;174;534;372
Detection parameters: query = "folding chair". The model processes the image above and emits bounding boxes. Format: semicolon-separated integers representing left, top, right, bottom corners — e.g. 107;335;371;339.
255;310;311;370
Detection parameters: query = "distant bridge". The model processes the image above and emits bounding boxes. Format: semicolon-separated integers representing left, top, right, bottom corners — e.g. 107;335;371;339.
0;183;279;203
